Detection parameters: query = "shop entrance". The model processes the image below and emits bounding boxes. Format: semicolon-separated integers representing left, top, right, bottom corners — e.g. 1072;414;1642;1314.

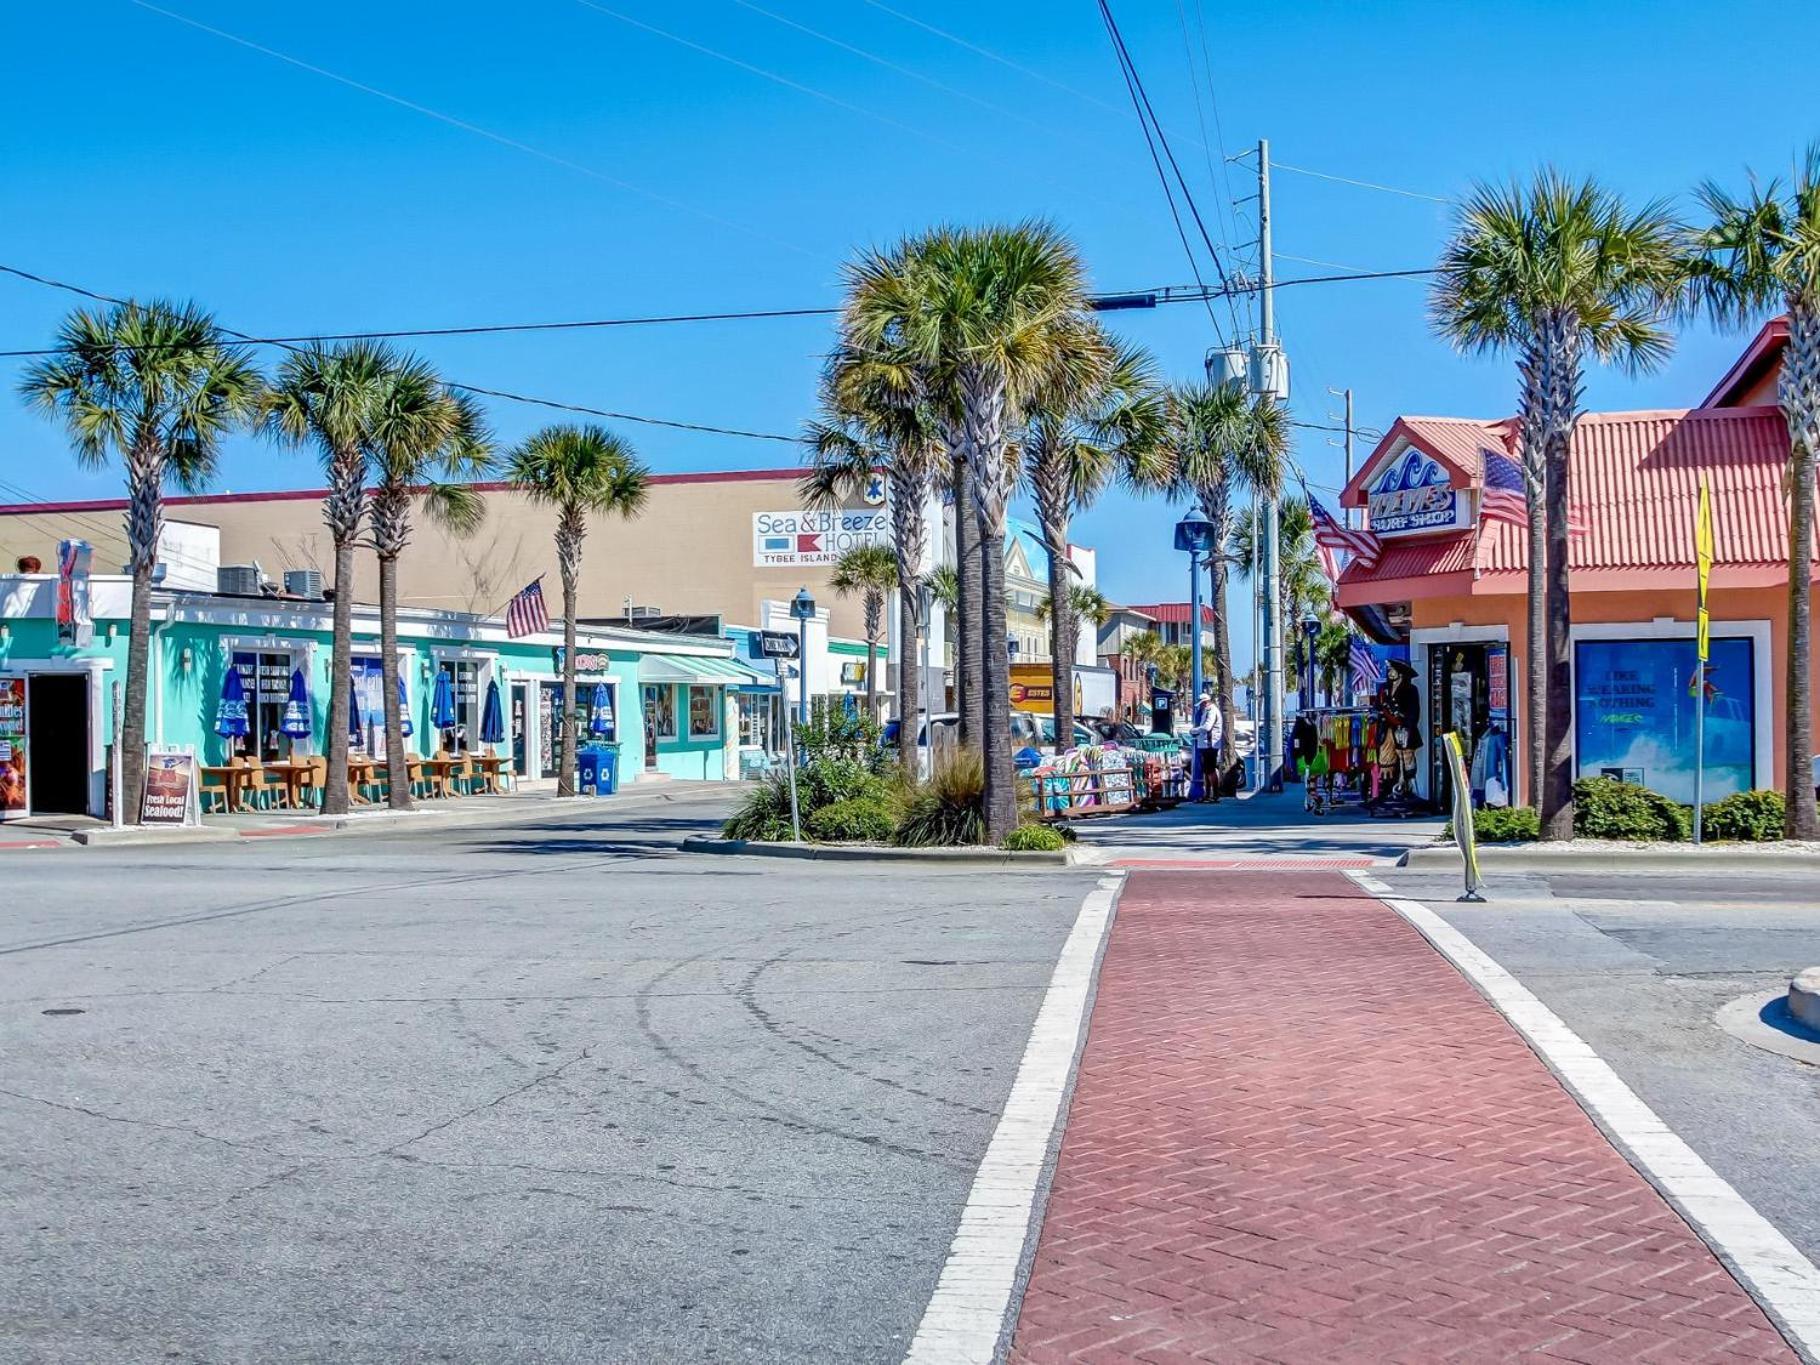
1426;642;1513;809
510;682;529;777
28;674;89;814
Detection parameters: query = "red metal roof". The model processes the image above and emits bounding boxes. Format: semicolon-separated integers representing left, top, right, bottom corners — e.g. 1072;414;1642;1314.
1123;602;1215;626
1338;406;1802;599
1340;416;1515;507
1701;316;1787;408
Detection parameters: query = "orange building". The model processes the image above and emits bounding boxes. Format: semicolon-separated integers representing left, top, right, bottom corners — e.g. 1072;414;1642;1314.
1336;318;1813;810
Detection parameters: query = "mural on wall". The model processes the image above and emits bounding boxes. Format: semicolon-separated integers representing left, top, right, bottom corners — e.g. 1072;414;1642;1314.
1574;637;1754;803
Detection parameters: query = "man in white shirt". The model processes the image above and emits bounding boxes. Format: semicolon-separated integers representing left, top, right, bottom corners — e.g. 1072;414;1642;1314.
1192;688;1223;803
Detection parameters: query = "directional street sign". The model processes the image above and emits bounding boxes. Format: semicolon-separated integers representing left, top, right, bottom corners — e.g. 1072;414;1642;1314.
754;630;800;659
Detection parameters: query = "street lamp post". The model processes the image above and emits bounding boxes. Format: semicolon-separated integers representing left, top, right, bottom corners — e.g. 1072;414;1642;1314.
790;587;816;727
1174;511;1216;800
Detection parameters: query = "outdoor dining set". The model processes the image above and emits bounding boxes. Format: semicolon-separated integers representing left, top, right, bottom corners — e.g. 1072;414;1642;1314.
202;660;516;814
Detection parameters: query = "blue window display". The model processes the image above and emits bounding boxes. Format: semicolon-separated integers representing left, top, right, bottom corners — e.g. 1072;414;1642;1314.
1574;637;1754;803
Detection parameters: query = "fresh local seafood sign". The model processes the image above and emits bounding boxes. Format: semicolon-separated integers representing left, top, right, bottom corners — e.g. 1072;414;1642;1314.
752;509;890;567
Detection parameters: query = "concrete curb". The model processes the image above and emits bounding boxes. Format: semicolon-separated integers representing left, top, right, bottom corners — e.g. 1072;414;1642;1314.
1399;843;1820;873
1792;969;1820;1034
680;836;1072;867
70;825;242;848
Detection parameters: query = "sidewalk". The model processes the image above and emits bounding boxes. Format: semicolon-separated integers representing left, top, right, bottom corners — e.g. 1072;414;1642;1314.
1068;788;1445;868
1009;870;1794;1362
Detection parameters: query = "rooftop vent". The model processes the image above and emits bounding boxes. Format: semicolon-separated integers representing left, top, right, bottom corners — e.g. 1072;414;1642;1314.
283;568;325;600
217;564;262;596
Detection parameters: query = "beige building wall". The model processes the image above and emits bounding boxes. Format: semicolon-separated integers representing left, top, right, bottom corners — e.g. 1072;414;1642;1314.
0;470;882;640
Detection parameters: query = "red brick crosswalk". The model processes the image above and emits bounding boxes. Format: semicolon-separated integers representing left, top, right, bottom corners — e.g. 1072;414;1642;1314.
1009;871;1793;1363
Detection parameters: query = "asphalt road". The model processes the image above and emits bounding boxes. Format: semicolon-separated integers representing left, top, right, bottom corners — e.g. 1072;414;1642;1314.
1;801;1099;1363
1382;865;1820;1265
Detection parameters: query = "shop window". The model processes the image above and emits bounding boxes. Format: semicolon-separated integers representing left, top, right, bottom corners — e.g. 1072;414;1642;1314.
438;659;482;752
687;685;720;740
736;692;777;749
1574;636;1754;803
231;650;302;761
647;684;677;741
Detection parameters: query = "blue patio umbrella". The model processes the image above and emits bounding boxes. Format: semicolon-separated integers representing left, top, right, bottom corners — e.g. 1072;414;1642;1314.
215;667;250;738
479;679;506;745
588;681;615;736
395;675;413;738
280;669;313;739
431;668;458;729
347;675;364;742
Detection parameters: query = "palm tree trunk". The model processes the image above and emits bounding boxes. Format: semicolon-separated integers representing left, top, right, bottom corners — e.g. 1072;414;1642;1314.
976;500;1015;841
1538;324;1579;841
323;536;355;815
954;457;983;747
1047;518;1074;749
897;583;921;772
559;572;579;798
1782;304;1820;838
1210;553;1234;784
1525;495;1546;813
121;562;153;822
379;554;411;811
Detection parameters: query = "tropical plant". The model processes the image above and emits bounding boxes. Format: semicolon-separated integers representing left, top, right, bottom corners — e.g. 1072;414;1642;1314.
840;222;1107;842
892;746;987;846
366;363;492;809
1431;171;1681;839
1037;584;1113;630
1683;147;1820;838
1022;334;1168;745
807;795;897;843
925;564;959;614
1151;641;1192;695
722;776;798;841
265;341;397;814
1232;497;1329;670
504;425;649;796
827;543;898;721
1165;381;1288;751
1470;805;1541;843
21;300;263;821
1003;822;1066;852
802;346;945;770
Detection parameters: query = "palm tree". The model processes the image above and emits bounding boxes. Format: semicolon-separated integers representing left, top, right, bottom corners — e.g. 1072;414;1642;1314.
1234;496;1328;667
1023;334;1168;747
1432;171;1680;838
21;301;262;822
1152;641;1192;697
802;346;944;769
841;222;1105;842
828;543;898;720
1166;382;1288;752
1684;147;1820;838
265;341;395;815
504;425;649;797
367;365;492;810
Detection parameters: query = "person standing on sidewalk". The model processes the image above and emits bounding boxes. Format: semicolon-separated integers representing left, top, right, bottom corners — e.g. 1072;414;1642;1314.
1192;688;1223;804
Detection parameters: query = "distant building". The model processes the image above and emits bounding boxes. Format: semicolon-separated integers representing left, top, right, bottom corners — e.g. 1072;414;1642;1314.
1120;602;1216;653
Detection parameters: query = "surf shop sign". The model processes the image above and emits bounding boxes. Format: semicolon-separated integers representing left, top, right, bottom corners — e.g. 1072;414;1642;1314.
1365;447;1468;536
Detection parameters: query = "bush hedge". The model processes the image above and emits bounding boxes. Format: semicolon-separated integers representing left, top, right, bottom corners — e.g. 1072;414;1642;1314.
1002;823;1067;852
806;796;897;844
1471;806;1540;843
1699;789;1785;841
721;776;799;842
893;748;986;847
1572;776;1690;841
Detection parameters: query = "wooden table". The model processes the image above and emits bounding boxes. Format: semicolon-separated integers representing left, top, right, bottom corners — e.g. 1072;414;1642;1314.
419;757;463;799
262;761;317;811
199;765;255;813
471;755;510;795
347;759;378;804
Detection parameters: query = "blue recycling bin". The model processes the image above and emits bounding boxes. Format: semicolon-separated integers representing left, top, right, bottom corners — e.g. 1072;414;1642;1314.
577;744;619;796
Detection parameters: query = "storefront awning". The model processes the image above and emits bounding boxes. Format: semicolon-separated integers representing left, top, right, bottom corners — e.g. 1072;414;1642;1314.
640;655;772;690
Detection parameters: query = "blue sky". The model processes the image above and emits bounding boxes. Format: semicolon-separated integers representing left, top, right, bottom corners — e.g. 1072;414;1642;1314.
4;1;1814;670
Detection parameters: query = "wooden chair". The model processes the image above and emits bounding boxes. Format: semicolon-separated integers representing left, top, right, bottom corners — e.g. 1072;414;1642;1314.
244;763;286;812
200;768;230;814
406;753;429;799
296;756;327;810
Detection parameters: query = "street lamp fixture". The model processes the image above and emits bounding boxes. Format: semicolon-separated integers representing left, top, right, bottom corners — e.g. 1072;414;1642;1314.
1174;512;1216;800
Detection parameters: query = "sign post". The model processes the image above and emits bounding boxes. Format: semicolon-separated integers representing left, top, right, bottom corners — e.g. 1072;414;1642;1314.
1693;481;1714;846
777;656;802;843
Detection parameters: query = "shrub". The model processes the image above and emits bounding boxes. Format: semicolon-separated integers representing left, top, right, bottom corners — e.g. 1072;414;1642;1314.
798;755;888;812
1572;777;1690;841
1472;806;1540;843
1003;823;1066;852
1700;789;1785;842
721;776;799;842
807;796;896;844
796;705;886;770
893;747;986;847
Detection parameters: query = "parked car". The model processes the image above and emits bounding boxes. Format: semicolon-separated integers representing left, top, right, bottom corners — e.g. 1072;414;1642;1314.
881;711;1045;751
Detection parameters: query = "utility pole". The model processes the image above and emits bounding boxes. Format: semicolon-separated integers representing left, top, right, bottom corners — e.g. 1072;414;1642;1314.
1257;138;1284;793
1328;387;1356;528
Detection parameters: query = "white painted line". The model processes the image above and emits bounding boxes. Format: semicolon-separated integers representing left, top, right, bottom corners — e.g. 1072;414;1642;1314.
903;873;1123;1365
1347;870;1820;1359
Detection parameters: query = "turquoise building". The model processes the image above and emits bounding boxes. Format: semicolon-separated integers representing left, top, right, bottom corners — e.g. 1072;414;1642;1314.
0;572;759;820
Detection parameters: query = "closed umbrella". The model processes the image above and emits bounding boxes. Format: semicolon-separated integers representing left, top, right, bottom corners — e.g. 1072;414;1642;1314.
395;675;413;738
281;669;313;739
347;676;364;743
480;679;506;746
589;681;615;736
215;667;251;739
431;668;458;729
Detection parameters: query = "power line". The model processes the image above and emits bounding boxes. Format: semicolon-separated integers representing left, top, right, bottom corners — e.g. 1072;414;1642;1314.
1273;162;1455;205
129;0;817;260
1170;0;1245;341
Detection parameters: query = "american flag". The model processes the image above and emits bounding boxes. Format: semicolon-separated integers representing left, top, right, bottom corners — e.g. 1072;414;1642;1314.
1309;498;1382;576
1482;446;1589;537
504;578;549;638
1350;638;1382;698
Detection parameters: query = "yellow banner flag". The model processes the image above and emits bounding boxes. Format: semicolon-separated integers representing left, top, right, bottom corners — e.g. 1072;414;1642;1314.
1695;481;1714;661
